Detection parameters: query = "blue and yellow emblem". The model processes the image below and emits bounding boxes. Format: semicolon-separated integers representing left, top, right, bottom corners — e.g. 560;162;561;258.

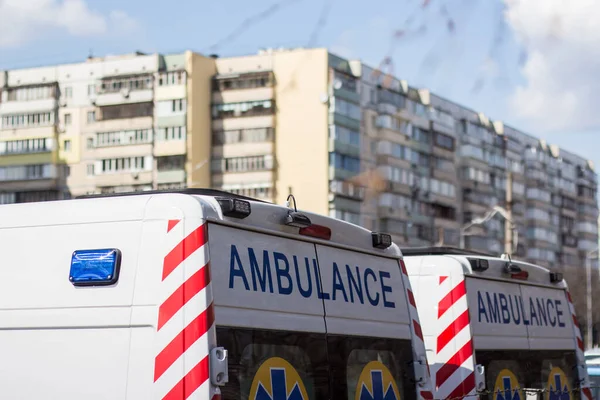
249;357;309;400
493;369;524;400
545;367;571;400
355;360;401;400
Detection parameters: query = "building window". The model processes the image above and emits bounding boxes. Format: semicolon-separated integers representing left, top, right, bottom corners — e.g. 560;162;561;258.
0;138;52;155
331;97;361;121
87;111;96;123
172;99;185;112
211;155;274;173
220;184;273;200
6;85;55;102
434;133;454;150
99;102;153;120
212;100;274;119
88;84;96;96
0;164;54;181
64;113;72;125
92;129;153;148
329;152;360;174
212;127;273;144
100;156;150;173
64;87;73;98
329;126;360;147
1;112;55;129
157;155;186;171
99;75;153;93
157;126;187;141
212;72;272;91
158;71;187;86
64;140;71;152
87;164;95;176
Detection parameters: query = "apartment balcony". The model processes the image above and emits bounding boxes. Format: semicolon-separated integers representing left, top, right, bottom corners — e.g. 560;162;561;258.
0;98;58;115
377;103;399;116
329;138;360;158
212;170;275;187
154;140;187;157
329;112;360;131
330;196;361;214
212;87;274;104
86;143;154;161
157;169;186;185
155;85;186;102
156;114;187;128
0;151;55;167
92;116;153;133
329;180;365;201
0;164;58;191
333;86;360;104
329;166;359;181
95;89;154;107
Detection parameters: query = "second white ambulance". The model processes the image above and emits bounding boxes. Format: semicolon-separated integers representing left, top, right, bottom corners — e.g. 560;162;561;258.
402;247;592;400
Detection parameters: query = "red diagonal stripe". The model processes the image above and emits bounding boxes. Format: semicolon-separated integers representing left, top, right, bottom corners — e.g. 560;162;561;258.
163;224;207;281
413;319;424;341
567;291;573;303
573;314;580;329
399;260;408;275
158;263;211;331
583;387;593;400
438;281;466;319
439;276;448;284
437;310;470;354
407;289;416;308
446;372;475;400
154;303;215;382
167;219;181;233
162;355;210;400
578;337;585;351
436;340;473;388
420;391;433;400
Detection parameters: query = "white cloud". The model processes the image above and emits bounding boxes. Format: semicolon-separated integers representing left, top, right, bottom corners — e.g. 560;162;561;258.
505;0;600;132
0;0;139;48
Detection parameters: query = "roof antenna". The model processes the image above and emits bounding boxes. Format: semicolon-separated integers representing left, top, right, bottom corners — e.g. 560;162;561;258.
286;194;298;212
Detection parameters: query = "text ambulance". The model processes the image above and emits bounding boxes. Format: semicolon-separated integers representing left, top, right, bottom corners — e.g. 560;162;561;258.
402;247;592;400
0;189;432;400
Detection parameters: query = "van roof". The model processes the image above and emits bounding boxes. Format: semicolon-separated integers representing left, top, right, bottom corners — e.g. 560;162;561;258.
9;189;400;259
401;246;565;289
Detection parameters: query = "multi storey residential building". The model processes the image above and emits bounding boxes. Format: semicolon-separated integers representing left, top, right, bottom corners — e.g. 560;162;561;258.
0;51;215;200
0;47;597;271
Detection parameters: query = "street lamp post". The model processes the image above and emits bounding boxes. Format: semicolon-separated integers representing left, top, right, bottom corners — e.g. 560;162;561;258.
459;206;518;254
586;247;599;350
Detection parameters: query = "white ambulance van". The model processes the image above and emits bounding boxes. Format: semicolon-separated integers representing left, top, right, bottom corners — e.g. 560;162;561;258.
0;189;432;400
402;247;592;400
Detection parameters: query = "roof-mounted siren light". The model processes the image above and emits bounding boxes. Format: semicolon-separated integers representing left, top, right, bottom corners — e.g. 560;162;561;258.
372;232;392;249
216;197;251;219
549;271;564;284
284;194;312;228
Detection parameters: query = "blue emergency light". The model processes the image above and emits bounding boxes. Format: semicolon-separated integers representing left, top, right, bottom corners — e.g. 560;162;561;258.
69;248;122;287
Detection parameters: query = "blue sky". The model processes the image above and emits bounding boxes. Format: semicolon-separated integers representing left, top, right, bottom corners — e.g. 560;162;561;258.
0;0;598;168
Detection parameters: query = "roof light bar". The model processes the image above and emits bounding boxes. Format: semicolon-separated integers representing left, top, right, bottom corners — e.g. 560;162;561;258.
216;197;251;219
550;272;564;283
299;224;332;240
372;232;392;249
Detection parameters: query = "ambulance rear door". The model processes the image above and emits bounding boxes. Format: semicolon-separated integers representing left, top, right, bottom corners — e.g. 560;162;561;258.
466;276;578;398
315;244;418;400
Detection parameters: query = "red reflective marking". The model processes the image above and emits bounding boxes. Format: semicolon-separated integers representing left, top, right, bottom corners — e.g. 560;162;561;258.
163;224;207;281
573;314;580;329
399;260;408;275
436;340;473;388
407;289;417;308
438;281;466;319
446;372;475;400
154;304;215;382
437;310;470;354
439;276;448;284
413;319;424;341
167;219;181;233
567;291;573;303
161;355;210;400
420;391;433;400
583;387;593;400
578;337;585;351
158;263;211;331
